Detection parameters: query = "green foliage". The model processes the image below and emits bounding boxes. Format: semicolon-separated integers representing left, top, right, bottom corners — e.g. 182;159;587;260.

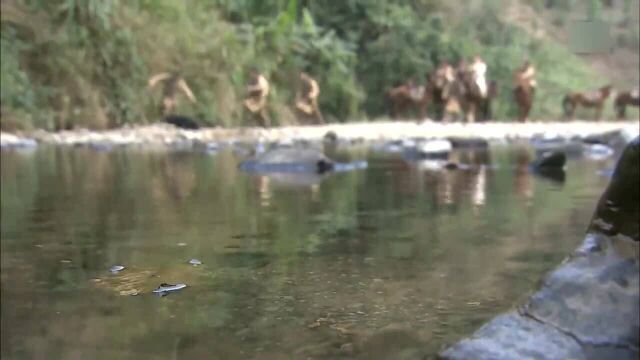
0;0;633;129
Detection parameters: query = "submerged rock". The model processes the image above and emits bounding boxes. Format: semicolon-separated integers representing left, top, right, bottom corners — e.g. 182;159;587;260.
440;137;640;360
239;147;366;175
239;148;334;174
530;151;566;169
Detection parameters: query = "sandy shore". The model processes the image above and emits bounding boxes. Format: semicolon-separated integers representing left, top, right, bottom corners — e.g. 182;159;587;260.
1;120;638;148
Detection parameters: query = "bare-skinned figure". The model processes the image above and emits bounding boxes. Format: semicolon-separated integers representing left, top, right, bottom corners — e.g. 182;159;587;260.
147;72;197;116
295;72;324;124
244;70;271;127
513;59;537;122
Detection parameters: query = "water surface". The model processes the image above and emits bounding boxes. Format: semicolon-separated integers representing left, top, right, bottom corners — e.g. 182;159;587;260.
0;144;614;359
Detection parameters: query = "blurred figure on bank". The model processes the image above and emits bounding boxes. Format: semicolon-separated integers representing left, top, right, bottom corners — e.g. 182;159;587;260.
513;59;537;122
436;61;456;98
147;72;197;116
244;69;271;127
406;77;426;103
295;72;324;124
469;55;488;98
514;59;537;89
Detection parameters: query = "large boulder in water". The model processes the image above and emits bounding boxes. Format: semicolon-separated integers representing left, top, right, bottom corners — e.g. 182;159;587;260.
239;147;367;175
239;148;335;174
440;137;639;360
530;150;566;169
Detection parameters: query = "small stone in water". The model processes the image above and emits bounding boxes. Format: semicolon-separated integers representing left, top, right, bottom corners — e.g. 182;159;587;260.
109;265;125;273
188;259;202;266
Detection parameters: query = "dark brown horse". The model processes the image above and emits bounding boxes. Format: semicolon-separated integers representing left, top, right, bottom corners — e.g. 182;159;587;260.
562;85;612;120
387;82;430;120
456;72;496;123
613;90;639;119
513;81;535;122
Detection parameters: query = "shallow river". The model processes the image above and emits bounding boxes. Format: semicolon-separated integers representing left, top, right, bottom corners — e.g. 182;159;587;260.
0;143;616;359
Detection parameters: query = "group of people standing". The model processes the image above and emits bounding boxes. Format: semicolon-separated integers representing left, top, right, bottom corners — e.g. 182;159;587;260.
147;69;323;127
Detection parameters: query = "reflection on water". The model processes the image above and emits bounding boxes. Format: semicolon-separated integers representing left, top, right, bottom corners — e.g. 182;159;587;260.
1;144;615;359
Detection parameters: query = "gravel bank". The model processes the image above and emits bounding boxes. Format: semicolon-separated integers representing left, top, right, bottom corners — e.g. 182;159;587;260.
1;120;638;148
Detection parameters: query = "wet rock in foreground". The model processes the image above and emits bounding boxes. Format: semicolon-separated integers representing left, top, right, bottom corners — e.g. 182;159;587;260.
440;313;585;360
441;234;639;360
440;137;639;360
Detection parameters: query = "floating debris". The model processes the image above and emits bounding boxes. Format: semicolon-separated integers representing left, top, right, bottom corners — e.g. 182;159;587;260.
152;283;187;296
188;259;202;266
109;265;125;273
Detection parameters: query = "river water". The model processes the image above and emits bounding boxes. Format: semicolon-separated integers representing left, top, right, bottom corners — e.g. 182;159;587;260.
0;142;615;359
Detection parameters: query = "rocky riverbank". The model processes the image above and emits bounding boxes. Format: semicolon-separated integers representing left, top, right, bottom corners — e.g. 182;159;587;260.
440;137;639;360
1;121;639;149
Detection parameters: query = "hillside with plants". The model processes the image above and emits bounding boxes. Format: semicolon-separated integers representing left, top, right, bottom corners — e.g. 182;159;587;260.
1;0;638;130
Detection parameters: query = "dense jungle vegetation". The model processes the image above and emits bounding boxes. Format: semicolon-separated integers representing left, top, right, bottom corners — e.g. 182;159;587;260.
1;0;638;130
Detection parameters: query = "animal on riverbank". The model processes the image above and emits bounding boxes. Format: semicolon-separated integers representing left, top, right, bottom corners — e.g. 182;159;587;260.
613;89;640;119
456;70;497;123
387;80;430;120
147;72;197;116
562;85;612;120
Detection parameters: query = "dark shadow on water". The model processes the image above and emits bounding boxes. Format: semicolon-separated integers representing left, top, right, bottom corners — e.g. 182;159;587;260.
531;168;566;185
